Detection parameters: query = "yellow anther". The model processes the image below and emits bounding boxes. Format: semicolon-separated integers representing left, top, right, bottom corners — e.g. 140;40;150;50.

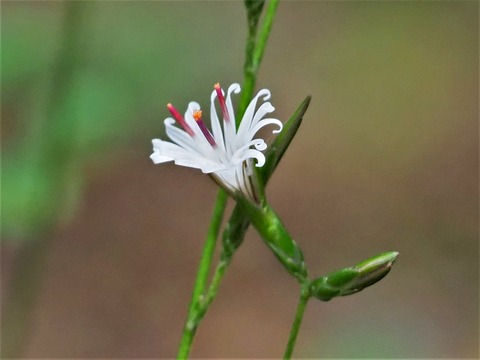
193;110;202;121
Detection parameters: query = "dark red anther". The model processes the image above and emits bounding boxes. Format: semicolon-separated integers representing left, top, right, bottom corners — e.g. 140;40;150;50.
167;103;195;137
193;110;216;146
214;83;230;122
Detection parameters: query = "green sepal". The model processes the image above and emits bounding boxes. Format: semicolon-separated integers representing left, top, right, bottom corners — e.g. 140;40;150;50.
309;277;340;301
342;251;399;295
310;251;399;301
244;0;266;33
222;96;311;253
325;268;359;287
259;96;311;185
355;251;399;274
309;268;359;302
235;196;307;282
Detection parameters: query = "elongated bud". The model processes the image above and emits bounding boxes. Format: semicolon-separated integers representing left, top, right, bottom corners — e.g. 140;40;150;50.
221;96;311;256
259;96;311;186
342;251;399;296
310;252;399;301
235;195;307;282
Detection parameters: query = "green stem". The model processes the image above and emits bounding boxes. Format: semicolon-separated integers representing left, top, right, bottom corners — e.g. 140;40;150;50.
177;246;232;359
253;0;280;73
177;189;228;359
283;284;310;360
176;1;281;358
237;0;280;123
197;250;232;320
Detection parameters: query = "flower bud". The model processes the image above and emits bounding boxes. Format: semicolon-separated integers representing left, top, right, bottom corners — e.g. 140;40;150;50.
235;195;307;282
221;96;312;257
310;252;399;301
309;277;341;301
340;251;399;296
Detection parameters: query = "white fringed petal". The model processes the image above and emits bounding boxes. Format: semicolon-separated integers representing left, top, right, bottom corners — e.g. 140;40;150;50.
209;91;226;153
150;83;282;198
249;118;284;138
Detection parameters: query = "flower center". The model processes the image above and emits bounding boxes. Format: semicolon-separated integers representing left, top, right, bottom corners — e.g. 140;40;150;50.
214;83;230;122
193;109;216;146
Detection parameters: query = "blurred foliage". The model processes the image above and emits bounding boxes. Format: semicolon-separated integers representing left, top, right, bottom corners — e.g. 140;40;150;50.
1;1;246;241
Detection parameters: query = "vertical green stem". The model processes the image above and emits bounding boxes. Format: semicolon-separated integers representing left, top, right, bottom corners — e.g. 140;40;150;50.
283;285;310;360
195;250;232;322
177;190;228;359
252;0;280;72
237;0;280;122
203;251;232;309
176;1;282;358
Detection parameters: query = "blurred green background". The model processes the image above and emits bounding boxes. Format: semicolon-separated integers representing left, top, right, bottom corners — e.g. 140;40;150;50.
1;1;478;358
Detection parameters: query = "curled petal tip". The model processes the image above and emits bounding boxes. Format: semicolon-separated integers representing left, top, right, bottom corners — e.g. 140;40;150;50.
152;83;282;200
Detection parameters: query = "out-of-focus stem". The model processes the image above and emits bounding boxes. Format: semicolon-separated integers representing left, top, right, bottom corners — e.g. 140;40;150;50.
1;2;89;358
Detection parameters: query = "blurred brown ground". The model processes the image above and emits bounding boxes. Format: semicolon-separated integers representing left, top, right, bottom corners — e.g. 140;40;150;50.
2;1;478;358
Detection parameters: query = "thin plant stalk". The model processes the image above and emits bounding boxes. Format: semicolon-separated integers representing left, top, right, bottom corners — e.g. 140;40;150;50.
176;190;228;359
237;0;280;123
175;1;281;358
283;284;310;360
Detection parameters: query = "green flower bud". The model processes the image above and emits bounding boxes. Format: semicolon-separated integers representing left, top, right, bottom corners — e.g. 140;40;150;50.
340;251;399;296
221;96;311;257
235;196;307;282
309;277;341;301
259;96;311;186
325;268;359;287
310;252;399;301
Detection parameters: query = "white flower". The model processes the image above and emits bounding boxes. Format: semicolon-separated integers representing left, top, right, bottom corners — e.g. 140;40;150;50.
150;83;283;199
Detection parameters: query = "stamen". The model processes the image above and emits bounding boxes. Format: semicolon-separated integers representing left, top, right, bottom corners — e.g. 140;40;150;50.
192;110;202;121
193;109;216;146
214;83;230;122
167;103;195;137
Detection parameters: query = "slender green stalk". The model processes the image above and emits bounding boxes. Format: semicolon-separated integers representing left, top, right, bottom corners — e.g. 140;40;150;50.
253;0;280;73
177;190;228;359
176;242;234;359
283;284;311;360
198;250;232;320
176;1;282;358
237;0;280;122
177;243;233;358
